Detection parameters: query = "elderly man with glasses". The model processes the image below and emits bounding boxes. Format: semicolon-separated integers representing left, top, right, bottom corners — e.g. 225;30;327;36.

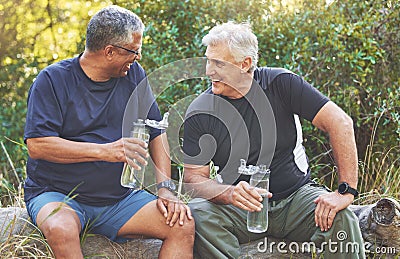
23;5;194;258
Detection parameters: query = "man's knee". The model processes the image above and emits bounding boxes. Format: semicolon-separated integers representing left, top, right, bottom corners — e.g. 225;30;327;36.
189;198;218;225
179;217;196;235
165;217;195;245
37;203;81;240
330;207;364;246
189;198;233;239
334;207;360;228
41;216;81;243
189;198;214;215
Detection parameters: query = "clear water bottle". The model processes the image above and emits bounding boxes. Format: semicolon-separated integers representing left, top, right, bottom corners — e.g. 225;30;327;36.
121;119;150;189
247;164;270;233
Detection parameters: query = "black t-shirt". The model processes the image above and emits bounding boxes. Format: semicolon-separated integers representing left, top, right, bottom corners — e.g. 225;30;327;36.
183;67;329;201
24;55;162;206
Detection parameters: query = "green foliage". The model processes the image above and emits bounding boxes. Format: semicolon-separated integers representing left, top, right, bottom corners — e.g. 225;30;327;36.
0;0;399;203
0;0;112;201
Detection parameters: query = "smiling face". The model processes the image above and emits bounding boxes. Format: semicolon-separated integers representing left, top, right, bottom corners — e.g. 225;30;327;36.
109;32;143;78
205;42;252;99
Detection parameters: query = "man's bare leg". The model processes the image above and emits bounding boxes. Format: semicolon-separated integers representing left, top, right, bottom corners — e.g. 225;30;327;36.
118;200;195;259
36;202;83;259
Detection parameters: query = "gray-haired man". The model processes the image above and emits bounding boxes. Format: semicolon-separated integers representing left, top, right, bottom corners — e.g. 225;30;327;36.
24;5;194;258
183;21;365;259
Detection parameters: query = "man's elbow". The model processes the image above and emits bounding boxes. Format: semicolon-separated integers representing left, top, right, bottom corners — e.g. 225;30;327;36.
324;110;354;134
339;113;354;131
313;102;355;133
26;139;42;159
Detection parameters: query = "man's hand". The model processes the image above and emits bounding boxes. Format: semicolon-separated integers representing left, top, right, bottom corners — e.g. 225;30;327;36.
228;181;272;212
104;138;148;169
314;191;354;231
123;137;149;170
157;188;193;227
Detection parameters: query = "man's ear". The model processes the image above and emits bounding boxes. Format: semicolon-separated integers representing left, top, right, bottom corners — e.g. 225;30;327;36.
104;45;114;60
241;56;252;73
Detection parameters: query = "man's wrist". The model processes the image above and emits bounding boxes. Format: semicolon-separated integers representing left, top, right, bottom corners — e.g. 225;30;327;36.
212;185;235;205
337;182;359;197
157;187;175;196
157;179;176;192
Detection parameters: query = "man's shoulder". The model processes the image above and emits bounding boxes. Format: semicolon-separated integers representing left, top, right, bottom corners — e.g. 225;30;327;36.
32;57;80;88
42;56;80;76
124;62;147;84
204;87;213;94
254;66;296;89
185;87;216;118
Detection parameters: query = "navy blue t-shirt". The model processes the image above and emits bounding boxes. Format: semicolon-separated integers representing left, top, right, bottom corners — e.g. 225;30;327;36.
24;54;162;206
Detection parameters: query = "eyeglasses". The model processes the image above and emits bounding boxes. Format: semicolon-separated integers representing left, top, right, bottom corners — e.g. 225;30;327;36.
111;44;140;56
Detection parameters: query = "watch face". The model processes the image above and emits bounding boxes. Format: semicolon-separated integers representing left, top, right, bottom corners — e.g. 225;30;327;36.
158;180;176;191
338;183;348;194
168;181;176;191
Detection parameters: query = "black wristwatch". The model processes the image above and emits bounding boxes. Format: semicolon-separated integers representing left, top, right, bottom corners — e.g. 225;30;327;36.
156;180;176;192
338;182;359;197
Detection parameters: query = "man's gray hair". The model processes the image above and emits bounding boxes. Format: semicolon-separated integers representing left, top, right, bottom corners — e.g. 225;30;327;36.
86;5;144;52
202;21;259;72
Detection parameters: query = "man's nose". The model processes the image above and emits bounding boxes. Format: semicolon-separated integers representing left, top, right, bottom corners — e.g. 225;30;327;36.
134;53;142;62
205;63;215;76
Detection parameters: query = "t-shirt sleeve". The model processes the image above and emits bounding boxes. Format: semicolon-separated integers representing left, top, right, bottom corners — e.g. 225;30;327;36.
147;102;163;141
24;69;63;142
273;73;329;122
182;113;215;166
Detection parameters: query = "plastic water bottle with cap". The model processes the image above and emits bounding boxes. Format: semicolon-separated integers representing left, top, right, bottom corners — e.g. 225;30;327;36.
247;164;270;233
121;119;150;189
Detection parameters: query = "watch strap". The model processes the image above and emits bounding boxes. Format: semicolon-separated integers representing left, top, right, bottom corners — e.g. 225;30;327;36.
346;186;359;197
338;182;359;197
156;180;176;191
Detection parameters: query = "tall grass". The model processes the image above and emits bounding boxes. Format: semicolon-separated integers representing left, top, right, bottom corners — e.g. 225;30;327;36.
357;110;400;203
1;220;53;258
308;109;400;205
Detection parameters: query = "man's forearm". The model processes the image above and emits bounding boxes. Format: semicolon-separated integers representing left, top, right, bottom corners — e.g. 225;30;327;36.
329;116;358;188
312;101;358;189
27;136;108;163
184;174;233;204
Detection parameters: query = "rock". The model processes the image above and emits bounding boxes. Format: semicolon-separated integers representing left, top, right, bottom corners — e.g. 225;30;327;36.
0;207;29;240
350;197;400;254
0;207;307;258
81;236;162;258
1;198;399;258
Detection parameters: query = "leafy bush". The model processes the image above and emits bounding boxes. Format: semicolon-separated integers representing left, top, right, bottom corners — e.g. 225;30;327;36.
1;0;399;203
